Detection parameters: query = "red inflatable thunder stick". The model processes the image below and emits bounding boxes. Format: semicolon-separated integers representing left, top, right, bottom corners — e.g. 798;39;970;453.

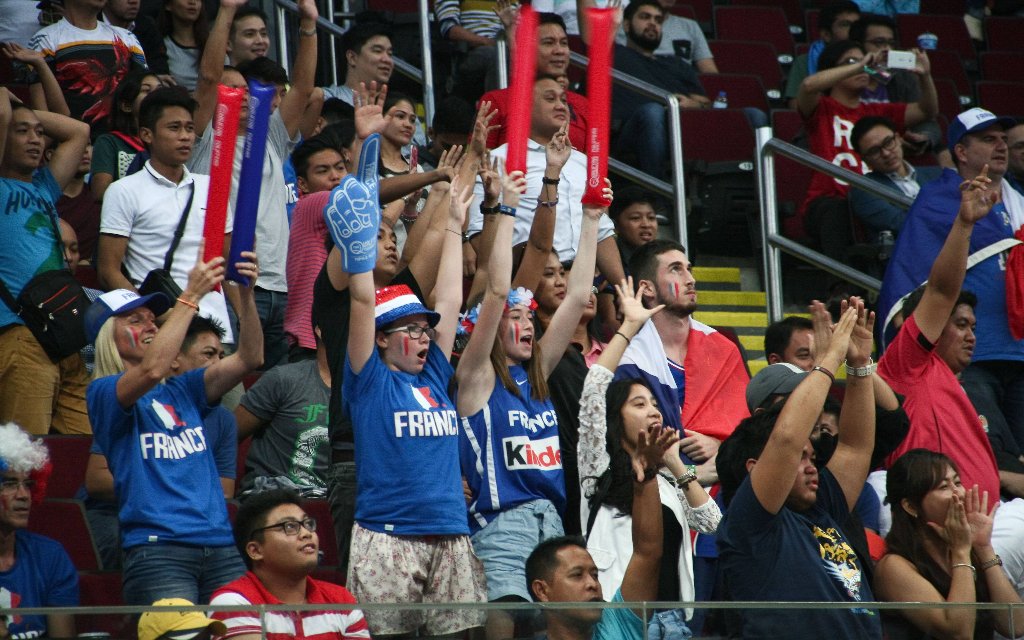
203;85;244;265
505;5;538;175
582;7;614;207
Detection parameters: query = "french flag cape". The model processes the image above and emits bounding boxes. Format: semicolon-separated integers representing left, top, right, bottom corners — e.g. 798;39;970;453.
878;169;1022;354
615;319;750;443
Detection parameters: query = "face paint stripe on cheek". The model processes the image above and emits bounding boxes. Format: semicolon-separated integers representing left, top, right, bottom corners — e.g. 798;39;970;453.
513;323;520;345
126;326;142;348
403;335;409;357
671;282;679;299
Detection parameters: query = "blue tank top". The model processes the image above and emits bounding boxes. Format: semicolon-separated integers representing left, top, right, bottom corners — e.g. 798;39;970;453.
460;364;566;532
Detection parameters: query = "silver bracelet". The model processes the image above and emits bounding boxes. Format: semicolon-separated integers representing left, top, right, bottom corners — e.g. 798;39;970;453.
844;357;877;378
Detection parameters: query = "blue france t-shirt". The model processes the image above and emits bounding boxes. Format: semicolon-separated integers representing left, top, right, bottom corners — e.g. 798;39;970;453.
0;169;64;328
87;369;234;548
460;364;565;533
0;531;78;640
717;469;881;639
342;342;467;535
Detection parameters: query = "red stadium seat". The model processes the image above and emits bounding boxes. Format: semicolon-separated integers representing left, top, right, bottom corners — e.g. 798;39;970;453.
77;571;134;639
728;0;805;38
681;108;757;164
896;14;976;63
926;49;972;102
302;499;340;568
708;40;785;100
932;78;965;124
979;51;1024;83
667;3;697;21
714;6;795;63
805;8;820;40
700;73;770;112
975;81;1024;119
28;499;101;571
680;0;714;27
985;17;1024;53
41;435;91;499
771;108;803;142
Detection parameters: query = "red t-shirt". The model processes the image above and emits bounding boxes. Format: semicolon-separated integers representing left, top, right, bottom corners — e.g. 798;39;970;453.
800;96;907;214
478;88;590;151
878;315;1000;498
211;572;370;640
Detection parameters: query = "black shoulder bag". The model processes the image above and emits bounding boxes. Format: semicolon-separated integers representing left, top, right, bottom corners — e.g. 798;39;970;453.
138;183;195;302
0;202;88;362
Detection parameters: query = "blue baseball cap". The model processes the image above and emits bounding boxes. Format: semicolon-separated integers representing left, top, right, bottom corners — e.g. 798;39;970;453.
947;107;1016;150
85;289;171;343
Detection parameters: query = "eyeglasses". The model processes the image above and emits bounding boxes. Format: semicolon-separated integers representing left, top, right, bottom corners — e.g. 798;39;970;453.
866;38;897;47
251;517;317;538
861;134;899;159
0;478;36;495
384;324;437;341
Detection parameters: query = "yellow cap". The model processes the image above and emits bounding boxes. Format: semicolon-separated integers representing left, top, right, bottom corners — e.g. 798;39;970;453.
137;599;228;640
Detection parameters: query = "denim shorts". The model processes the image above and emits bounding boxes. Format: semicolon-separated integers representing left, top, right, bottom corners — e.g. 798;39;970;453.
471;499;564;601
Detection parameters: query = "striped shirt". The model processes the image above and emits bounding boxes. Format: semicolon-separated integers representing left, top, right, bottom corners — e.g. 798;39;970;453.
284;191;331;351
210;572;370;640
435;0;502;38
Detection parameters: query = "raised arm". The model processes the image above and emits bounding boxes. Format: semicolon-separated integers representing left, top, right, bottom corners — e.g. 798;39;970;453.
115;243;225;408
455;168;526;416
1;43;68;116
511;122;568;292
277;0;318;137
619;425;677;606
750;302;856;514
913;167;994;343
796;51;875;118
193;0;247;133
826;297;875;512
433;176;474;359
903;49;938;128
406;145;465;290
32;108;89;189
537;182;610;377
203;251;263;402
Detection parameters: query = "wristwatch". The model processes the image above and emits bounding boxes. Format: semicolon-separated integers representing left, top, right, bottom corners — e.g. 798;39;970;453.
676;464;698;488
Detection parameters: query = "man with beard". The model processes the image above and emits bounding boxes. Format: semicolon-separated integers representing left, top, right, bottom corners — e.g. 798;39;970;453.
612;0;707;179
616;239;750;633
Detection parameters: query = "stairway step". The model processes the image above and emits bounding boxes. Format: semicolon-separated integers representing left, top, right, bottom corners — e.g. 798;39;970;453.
692;266;741;283
737;334;764;352
694;311;768;327
698;291;766;307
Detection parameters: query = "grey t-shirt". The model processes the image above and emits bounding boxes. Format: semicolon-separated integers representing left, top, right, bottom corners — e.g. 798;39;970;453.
614;14;712;64
238;359;331;496
188;109;296;292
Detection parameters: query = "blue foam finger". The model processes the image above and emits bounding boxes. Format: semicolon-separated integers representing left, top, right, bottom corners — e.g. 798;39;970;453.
323;133;382;274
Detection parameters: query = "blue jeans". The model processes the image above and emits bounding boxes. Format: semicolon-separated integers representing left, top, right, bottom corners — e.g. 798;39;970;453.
649;609;693;640
471;499;563;601
253;287;288;371
122;543;245;605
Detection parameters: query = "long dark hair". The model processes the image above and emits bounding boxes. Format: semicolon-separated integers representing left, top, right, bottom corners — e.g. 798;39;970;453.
159;0;210;52
108;70;159;135
587;378;654;515
886;450;992;606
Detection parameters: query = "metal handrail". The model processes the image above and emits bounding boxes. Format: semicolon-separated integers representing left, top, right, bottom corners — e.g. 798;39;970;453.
569;50;689;250
755;127;916;322
272;0;435;129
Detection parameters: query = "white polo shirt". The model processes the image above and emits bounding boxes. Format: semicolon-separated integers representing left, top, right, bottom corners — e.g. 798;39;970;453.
467;139;616;261
100;161;235;341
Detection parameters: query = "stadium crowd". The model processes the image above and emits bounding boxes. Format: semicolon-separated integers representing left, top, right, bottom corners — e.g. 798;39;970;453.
2;0;1024;638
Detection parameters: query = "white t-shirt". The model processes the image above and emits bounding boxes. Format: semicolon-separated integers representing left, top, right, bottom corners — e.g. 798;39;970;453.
188;110;297;292
466;139;616;261
100;162;235;341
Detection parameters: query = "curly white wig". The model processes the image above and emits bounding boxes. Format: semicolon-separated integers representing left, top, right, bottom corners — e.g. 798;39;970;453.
0;423;50;474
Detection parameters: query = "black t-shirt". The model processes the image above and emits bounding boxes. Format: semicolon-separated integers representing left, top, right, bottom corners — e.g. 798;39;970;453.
311;264;422;449
547;346;589;536
611;44;705;124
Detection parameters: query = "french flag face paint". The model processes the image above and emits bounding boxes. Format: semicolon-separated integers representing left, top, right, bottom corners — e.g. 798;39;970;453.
125;326;142;349
402;335;410;357
671;282;680;301
512;322;521;346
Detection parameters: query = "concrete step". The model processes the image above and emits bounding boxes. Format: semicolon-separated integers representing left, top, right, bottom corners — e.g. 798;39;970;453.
698;290;766;308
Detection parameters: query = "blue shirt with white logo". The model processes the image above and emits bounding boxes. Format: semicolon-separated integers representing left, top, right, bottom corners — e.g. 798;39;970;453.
87;369;234;548
460;364;565;533
342;343;467;535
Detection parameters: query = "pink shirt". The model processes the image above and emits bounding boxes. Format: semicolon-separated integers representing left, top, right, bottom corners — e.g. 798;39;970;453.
284;191;330;350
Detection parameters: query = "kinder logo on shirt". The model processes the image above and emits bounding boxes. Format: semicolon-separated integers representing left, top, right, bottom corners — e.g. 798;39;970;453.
503;435;562;470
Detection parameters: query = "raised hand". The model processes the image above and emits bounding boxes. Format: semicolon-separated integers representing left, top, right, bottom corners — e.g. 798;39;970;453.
449;174;474;227
583;177;613;219
615;276;664;328
479;154;501;203
184;239;226;301
354;81;388;140
964;484;998;551
324;133;382;274
1;42;44;64
297;0;318;21
436;144;466;183
812;300;857;368
232;251;260;292
841;297;875;367
495;0;519;33
927;491;972;556
545;122;571;171
958;164;997;224
470;101;499;157
631;425;680;482
912;47;931;75
502;167;527;209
